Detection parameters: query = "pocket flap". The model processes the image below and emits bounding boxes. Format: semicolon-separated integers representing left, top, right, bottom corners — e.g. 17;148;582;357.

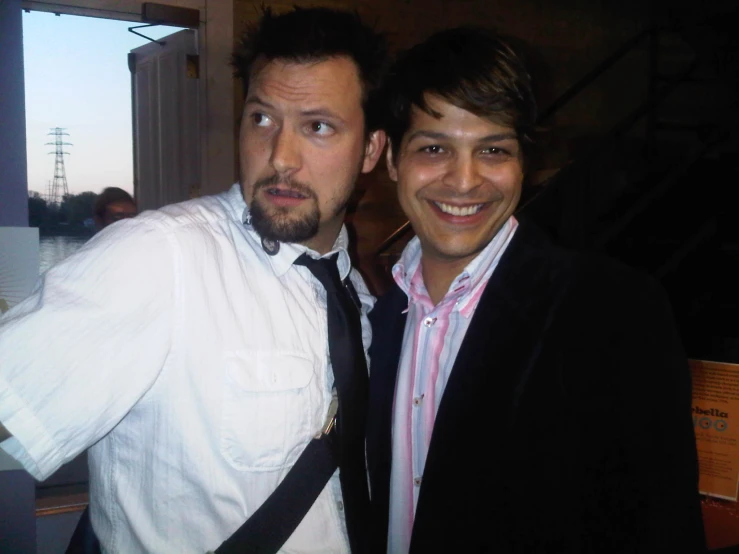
225;351;314;392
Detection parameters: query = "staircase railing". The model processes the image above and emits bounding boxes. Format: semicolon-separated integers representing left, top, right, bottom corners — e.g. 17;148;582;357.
520;52;702;248
375;8;735;261
536;28;652;125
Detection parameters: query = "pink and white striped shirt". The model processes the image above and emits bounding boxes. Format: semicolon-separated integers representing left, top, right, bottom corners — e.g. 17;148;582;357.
387;216;518;554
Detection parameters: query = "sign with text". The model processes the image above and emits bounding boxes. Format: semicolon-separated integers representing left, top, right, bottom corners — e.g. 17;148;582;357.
0;227;39;314
690;359;739;500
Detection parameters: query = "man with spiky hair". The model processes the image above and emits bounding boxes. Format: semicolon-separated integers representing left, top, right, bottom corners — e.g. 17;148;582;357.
367;27;705;554
0;7;386;553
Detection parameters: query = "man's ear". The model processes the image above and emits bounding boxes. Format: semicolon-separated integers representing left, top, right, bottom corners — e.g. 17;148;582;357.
385;140;398;182
361;130;387;173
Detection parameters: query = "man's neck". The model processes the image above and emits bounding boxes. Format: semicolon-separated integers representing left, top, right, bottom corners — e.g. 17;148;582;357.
299;219;344;256
421;256;470;306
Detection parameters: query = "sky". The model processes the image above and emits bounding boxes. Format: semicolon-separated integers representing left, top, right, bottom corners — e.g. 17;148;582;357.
23;11;181;196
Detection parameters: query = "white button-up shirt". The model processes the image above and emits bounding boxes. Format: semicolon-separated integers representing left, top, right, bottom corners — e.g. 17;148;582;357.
0;183;374;553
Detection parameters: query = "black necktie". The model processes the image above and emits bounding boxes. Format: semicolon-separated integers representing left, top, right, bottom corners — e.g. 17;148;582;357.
294;253;370;554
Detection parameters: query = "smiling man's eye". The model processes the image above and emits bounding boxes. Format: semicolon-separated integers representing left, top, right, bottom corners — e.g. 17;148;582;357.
421;145;443;154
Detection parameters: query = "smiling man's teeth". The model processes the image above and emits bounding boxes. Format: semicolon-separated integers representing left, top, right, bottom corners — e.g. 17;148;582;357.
434;202;483;216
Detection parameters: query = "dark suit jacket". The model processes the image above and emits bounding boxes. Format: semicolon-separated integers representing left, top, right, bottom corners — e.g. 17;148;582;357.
367;220;705;554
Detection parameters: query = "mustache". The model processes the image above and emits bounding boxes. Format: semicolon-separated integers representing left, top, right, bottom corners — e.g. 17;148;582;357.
254;174;317;200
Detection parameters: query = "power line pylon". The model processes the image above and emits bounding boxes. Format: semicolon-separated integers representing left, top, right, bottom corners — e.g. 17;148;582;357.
45;128;72;205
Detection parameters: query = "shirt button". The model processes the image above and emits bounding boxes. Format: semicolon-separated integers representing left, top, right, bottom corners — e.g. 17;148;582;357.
337;501;344;511
423;317;437;327
414;477;422;487
413;396;423;406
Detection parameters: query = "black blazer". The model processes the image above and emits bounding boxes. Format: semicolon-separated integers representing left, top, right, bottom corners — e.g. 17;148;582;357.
367;220;705;554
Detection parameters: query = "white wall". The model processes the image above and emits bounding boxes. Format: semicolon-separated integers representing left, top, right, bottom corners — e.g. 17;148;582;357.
0;0;30;226
0;5;35;549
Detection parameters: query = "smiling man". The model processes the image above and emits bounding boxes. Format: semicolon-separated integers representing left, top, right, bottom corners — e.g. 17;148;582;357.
366;27;705;554
0;8;385;553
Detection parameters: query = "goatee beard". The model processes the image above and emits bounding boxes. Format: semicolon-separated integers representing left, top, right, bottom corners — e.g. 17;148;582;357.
249;175;321;244
250;200;320;244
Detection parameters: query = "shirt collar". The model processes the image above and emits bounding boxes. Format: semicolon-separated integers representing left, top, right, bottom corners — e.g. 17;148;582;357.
392;216;518;316
231;183;352;280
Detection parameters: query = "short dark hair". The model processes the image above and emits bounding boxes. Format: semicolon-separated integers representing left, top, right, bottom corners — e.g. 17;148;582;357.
384;27;537;159
93;187;135;220
232;7;389;132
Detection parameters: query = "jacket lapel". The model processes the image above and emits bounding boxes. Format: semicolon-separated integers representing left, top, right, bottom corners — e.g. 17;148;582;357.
411;220;573;547
367;285;407;461
367;285;407;552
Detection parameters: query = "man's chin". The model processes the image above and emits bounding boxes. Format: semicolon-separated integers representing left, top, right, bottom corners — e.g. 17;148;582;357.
253;215;319;244
250;196;320;244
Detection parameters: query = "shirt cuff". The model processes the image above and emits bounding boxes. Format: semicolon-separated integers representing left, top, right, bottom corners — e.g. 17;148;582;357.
0;375;62;480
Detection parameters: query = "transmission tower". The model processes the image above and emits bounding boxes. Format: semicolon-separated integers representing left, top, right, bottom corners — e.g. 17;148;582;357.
46;128;72;205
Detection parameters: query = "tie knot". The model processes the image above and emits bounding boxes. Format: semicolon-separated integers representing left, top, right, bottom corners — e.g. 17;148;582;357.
294;253;342;292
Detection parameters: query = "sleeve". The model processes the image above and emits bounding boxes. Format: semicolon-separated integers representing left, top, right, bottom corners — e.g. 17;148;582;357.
0;218;176;480
607;274;706;553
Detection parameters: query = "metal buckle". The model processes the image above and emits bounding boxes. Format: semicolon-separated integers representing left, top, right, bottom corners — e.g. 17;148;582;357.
317;388;339;438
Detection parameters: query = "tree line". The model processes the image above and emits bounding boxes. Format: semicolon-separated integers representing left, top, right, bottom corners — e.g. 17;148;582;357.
28;191;97;235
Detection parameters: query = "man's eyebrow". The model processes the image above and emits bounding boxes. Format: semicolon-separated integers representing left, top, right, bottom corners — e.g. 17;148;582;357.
479;132;518;142
244;95;273;109
242;99;346;123
406;130;518;142
405;130;449;142
301;109;346;123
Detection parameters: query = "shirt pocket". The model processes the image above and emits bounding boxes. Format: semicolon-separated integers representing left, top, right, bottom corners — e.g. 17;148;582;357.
220;350;315;471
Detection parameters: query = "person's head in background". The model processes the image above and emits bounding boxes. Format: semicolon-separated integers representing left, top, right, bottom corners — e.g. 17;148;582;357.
93;187;137;231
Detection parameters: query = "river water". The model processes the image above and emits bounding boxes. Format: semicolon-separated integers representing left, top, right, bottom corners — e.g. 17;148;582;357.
39;235;89;273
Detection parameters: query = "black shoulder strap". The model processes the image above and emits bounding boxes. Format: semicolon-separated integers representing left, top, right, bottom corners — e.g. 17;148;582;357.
67;284;361;554
65;436;338;554
216;279;363;553
214;433;337;554
65;505;101;554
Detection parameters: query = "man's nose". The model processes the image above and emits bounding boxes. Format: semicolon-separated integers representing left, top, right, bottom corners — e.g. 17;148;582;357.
442;155;482;193
270;127;301;175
